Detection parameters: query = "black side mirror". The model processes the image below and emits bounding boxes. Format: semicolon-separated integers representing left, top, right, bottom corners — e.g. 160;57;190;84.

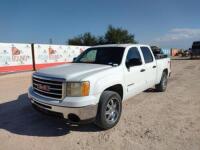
73;57;77;62
126;58;142;68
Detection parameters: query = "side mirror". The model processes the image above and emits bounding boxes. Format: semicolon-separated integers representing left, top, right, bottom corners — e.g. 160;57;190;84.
73;57;77;62
126;58;142;68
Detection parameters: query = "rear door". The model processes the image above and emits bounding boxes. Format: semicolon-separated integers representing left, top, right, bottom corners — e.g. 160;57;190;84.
124;47;147;99
140;47;157;88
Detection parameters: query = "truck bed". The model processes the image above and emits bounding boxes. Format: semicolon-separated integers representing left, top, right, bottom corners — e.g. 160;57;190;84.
154;54;169;60
155;57;170;84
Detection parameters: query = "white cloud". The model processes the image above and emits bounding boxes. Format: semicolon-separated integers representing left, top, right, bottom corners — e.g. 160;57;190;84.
151;28;200;48
155;28;200;42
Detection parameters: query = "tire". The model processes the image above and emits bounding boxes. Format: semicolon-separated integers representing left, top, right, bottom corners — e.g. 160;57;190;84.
155;71;168;92
95;91;122;130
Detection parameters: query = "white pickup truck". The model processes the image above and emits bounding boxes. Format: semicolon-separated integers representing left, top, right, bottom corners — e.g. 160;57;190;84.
28;44;171;129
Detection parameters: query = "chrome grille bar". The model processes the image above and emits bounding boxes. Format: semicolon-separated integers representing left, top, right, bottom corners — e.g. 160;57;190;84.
33;78;62;86
33;87;62;96
32;73;65;100
33;83;62;91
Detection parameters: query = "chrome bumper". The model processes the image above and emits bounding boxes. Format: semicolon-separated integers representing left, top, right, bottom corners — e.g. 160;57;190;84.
30;98;98;122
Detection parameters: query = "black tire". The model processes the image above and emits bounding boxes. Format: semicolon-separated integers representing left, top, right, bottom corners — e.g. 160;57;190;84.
155;71;168;92
95;91;122;130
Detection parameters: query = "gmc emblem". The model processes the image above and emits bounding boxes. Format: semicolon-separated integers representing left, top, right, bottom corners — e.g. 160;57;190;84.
37;84;50;92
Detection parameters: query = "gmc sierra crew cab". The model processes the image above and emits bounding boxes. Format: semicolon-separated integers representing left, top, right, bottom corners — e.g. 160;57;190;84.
28;44;171;129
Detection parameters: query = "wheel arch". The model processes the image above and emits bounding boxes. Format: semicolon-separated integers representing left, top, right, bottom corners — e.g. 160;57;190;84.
103;84;124;100
163;68;168;76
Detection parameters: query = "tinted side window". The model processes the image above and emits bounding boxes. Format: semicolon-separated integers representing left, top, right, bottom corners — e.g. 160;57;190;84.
126;47;142;66
141;47;153;63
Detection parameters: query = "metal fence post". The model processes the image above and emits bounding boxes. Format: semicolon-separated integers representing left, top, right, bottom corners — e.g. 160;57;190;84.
31;43;36;71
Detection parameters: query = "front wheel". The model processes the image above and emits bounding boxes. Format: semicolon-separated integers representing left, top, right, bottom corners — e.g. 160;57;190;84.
95;91;122;130
155;71;168;92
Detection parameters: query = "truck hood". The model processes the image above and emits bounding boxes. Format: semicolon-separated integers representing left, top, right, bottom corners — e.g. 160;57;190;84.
36;63;112;81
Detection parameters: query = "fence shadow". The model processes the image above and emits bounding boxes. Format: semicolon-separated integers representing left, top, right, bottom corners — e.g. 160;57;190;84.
0;93;100;137
171;57;200;60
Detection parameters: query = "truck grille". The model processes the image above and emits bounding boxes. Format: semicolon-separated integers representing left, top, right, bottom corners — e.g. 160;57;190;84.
32;74;65;99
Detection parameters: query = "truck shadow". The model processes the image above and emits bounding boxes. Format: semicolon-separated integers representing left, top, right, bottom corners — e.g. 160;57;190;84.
144;88;157;93
0;93;100;137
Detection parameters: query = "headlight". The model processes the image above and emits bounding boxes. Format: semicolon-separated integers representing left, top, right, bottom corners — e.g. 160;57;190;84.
66;81;90;97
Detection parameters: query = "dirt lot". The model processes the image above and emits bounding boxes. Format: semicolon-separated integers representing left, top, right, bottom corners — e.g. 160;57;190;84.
0;59;200;150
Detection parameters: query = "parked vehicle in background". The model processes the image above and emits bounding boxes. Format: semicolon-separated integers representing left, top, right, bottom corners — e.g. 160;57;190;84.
175;49;189;57
28;44;171;129
190;41;200;59
182;50;190;57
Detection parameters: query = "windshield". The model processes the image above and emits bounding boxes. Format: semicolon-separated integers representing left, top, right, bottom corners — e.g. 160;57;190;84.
74;47;125;65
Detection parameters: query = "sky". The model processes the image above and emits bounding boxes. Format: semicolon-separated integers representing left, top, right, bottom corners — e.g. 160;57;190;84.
0;0;200;49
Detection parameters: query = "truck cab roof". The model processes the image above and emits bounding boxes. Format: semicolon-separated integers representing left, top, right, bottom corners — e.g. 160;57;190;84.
91;44;150;48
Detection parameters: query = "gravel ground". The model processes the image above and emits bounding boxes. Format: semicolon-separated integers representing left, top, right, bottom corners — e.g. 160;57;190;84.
0;59;200;150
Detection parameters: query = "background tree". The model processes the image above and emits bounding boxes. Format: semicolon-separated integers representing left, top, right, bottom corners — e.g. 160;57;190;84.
67;25;137;45
97;36;106;45
68;32;97;46
68;36;83;45
104;25;137;44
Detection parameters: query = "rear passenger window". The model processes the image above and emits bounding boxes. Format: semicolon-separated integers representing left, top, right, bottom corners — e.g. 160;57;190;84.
141;47;154;63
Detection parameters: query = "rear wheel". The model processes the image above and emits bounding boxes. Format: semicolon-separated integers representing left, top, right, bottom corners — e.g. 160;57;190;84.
95;91;122;130
155;71;168;92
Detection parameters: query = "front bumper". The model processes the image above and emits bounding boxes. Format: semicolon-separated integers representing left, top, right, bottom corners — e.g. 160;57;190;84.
28;87;98;122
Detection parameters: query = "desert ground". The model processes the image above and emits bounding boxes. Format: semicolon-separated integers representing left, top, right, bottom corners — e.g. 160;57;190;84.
0;58;200;150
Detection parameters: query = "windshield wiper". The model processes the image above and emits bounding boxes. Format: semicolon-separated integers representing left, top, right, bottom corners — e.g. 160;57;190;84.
108;62;118;67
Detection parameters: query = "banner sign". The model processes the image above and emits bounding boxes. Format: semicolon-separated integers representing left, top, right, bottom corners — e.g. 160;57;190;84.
0;43;33;73
0;43;89;73
0;43;32;66
34;44;89;64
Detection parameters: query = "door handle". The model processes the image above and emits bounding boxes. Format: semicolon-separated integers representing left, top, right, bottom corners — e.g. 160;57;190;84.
140;69;146;72
152;66;156;68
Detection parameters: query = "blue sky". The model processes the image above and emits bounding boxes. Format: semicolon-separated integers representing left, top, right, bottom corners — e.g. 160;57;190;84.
0;0;200;48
